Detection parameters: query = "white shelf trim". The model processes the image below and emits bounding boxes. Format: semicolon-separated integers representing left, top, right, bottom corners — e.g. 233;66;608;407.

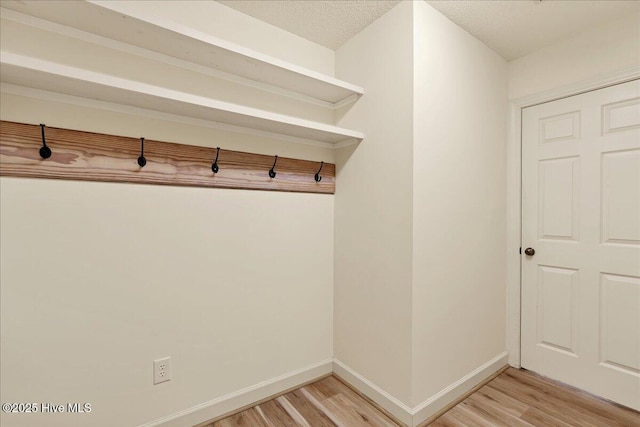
0;53;364;145
0;84;337;150
0;8;335;110
0;1;364;107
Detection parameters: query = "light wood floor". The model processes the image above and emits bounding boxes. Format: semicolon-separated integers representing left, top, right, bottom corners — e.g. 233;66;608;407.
202;368;640;427
431;368;640;427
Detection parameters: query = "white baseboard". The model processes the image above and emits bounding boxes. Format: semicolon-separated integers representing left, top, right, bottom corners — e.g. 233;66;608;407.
332;359;414;426
137;358;333;427
411;351;509;426
334;352;509;427
138;352;508;427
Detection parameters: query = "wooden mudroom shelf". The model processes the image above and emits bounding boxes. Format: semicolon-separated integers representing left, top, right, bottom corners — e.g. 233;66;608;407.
1;1;364;106
0;53;364;145
0;121;336;194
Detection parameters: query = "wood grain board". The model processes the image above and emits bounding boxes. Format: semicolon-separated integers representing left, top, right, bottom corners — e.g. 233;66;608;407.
431;368;639;427
204;368;640;427
0;121;335;194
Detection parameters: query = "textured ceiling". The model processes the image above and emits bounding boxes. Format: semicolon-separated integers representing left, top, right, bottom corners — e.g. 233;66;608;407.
427;0;640;60
217;0;401;50
217;0;639;60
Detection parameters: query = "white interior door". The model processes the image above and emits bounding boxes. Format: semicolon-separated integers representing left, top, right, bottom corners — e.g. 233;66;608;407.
521;79;640;410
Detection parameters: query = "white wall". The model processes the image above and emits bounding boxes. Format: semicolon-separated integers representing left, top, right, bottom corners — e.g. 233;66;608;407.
0;175;333;427
334;0;415;407
334;1;508;419
509;13;640;100
412;0;508;406
0;2;336;426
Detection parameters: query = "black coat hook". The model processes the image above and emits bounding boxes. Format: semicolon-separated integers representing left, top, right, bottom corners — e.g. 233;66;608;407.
39;124;51;159
314;161;324;183
137;137;146;167
212;147;220;173
269;155;278;178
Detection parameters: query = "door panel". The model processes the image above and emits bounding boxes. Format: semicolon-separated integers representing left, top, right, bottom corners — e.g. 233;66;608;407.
538;156;580;241
522;79;640;410
600;273;640;375
602;150;640;245
537;265;579;355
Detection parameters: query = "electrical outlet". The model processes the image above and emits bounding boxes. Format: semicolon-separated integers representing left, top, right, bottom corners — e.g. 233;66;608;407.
153;357;171;385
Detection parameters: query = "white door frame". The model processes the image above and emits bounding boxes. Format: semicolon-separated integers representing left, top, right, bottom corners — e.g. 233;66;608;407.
506;65;640;368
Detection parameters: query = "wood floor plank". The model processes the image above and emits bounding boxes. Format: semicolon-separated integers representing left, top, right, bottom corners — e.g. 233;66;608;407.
428;410;463;427
504;368;640;426
473;384;530;416
283;388;339;427
255;399;297;427
426;415;461;427
254;406;278;427
493;370;637;427
489;376;609;427
443;404;496;427
275;396;312;427
465;392;535;426
519;406;575;427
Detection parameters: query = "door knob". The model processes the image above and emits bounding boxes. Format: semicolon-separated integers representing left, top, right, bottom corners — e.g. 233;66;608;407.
524;247;535;256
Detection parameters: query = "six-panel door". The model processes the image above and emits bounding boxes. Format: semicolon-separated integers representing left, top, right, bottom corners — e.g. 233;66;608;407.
522;79;640;410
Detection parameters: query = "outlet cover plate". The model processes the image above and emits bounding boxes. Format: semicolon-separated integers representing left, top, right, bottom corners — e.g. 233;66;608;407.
153;357;171;385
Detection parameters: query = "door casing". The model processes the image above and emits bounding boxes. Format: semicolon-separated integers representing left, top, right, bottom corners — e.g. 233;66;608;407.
506;65;640;368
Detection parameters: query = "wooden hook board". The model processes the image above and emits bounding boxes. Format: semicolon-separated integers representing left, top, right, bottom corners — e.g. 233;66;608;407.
0;121;335;194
